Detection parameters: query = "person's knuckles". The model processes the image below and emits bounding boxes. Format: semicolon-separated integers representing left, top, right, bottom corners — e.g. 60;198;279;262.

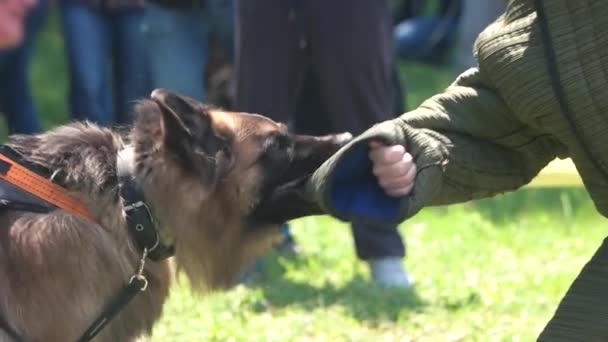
378;146;401;163
368;147;385;163
392;144;406;155
404;163;417;183
373;163;390;176
383;175;414;189
387;184;413;197
402;152;413;164
374;161;399;177
397;158;414;176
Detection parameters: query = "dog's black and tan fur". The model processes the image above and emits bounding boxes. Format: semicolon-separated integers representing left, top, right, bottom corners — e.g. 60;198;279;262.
0;89;350;341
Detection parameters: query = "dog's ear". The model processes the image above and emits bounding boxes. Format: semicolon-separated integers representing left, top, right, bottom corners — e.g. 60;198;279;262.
151;88;214;156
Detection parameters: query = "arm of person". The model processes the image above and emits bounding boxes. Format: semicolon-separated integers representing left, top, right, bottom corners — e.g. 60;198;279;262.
307;68;567;225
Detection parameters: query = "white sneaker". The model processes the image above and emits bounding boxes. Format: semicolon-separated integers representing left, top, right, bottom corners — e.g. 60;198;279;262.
368;257;413;288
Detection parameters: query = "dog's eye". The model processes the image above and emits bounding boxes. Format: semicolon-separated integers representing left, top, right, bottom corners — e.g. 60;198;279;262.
263;134;291;153
222;144;230;155
257;134;292;167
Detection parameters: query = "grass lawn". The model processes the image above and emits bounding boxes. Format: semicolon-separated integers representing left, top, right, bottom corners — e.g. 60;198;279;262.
150;190;606;342
6;11;607;341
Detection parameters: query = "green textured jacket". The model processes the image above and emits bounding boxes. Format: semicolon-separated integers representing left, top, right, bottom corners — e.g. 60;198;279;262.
309;1;608;339
310;0;608;224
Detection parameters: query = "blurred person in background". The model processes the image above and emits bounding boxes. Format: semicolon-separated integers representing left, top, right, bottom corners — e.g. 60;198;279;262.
0;0;48;134
0;0;36;49
59;0;150;125
452;0;506;74
235;0;412;288
142;0;234;102
392;0;462;65
389;0;462;119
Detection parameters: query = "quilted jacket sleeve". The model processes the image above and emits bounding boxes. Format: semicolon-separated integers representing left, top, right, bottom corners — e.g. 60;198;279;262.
307;68;567;225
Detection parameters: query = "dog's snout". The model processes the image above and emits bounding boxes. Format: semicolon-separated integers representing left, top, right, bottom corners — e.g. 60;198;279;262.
335;132;353;145
276;134;292;151
264;133;292;154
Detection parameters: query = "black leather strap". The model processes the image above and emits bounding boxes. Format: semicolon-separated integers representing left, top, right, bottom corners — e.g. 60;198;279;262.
0;178;56;214
77;276;147;342
119;177;174;261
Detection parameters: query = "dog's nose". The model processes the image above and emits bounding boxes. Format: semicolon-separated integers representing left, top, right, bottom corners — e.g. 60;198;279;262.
335;132;353;145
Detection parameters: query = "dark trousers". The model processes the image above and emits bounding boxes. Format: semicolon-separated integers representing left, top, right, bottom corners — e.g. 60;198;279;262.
235;0;405;259
60;4;150;125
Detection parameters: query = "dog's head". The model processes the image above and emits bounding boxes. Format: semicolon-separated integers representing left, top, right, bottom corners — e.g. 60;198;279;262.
132;89;350;287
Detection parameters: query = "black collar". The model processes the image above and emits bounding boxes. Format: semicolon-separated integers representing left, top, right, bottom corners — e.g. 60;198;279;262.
119;176;174;261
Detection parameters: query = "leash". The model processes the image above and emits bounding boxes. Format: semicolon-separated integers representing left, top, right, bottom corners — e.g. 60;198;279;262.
77;248;150;342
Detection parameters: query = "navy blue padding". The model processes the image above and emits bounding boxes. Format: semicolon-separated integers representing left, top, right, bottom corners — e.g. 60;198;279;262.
329;143;400;222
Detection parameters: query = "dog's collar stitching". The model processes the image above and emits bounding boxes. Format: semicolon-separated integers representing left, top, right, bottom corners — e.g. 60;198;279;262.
117;147;174;261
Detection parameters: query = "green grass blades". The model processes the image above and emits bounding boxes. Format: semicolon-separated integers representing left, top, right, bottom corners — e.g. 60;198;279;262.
151;188;606;342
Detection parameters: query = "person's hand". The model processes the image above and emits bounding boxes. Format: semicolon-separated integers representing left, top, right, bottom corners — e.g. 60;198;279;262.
368;142;416;197
0;0;36;49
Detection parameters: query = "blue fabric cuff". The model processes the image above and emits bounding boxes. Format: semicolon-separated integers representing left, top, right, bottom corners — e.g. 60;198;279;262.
328;143;400;222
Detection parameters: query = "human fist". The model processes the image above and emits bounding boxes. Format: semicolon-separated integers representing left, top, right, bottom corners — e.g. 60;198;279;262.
368;142;416;197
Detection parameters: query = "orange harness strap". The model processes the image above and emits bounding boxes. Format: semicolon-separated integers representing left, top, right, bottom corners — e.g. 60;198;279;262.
0;153;96;222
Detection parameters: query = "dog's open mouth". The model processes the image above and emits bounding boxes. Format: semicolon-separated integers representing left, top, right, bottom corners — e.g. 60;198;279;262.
250;132;352;224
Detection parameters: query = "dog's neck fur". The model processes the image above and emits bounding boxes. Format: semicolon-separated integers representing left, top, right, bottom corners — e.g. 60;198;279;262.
116;145;135;178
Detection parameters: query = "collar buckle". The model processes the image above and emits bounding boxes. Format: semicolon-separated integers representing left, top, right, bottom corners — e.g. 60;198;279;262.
120;178;174;261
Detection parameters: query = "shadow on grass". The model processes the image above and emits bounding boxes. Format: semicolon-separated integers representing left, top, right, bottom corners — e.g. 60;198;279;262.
242;253;426;323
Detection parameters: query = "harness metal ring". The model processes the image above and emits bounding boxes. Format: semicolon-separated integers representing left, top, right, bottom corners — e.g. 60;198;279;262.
129;274;148;291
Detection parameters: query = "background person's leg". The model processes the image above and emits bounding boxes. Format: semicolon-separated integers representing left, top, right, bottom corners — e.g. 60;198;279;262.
0;0;48;134
304;0;395;135
59;3;112;125
205;0;235;109
111;8;151;125
452;0;505;74
394;16;444;60
233;0;304;282
142;3;207;101
234;0;300;123
303;0;410;287
207;0;235;60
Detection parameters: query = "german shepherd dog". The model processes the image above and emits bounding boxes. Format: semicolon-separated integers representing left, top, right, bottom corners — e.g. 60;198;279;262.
0;89;351;341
